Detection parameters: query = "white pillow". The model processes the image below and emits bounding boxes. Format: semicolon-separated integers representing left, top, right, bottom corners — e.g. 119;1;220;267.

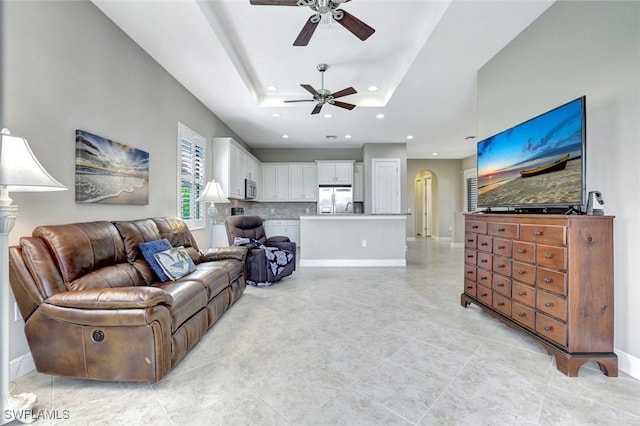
153;246;196;280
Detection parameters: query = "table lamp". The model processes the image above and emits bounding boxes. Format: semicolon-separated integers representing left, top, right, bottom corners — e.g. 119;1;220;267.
196;180;229;248
1;128;67;424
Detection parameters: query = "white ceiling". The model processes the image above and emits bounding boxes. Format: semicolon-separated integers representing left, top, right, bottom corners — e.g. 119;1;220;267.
93;0;554;159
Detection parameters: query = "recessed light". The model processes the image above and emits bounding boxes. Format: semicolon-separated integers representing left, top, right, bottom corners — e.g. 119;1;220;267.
282;134;289;139
406;135;414;140
272;113;281;118
376;114;385;119
432;152;439;156
266;85;277;92
345;134;352;139
368;85;379;92
324;113;332;118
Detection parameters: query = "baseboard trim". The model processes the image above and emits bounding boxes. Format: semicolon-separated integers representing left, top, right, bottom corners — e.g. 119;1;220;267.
10;352;36;380
300;259;406;267
615;348;640;380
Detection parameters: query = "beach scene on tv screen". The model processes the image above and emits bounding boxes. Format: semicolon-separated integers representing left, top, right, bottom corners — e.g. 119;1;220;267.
477;99;583;207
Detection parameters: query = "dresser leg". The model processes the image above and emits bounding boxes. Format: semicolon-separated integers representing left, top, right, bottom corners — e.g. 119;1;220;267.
460;293;472;308
554;352;618;377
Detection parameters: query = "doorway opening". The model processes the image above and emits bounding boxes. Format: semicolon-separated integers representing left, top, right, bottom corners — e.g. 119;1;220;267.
415;171;433;237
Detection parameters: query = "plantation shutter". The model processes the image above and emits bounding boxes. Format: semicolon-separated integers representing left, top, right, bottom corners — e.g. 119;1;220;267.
466;175;478;212
177;123;206;228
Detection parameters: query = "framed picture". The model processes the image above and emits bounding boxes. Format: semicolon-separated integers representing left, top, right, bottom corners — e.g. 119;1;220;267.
75;129;149;205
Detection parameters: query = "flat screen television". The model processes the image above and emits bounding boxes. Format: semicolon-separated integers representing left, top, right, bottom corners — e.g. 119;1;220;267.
476;96;586;212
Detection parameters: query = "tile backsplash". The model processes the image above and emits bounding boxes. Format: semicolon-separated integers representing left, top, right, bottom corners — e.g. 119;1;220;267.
215;201;317;223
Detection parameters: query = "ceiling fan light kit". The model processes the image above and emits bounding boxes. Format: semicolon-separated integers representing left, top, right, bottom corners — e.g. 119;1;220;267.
249;0;375;46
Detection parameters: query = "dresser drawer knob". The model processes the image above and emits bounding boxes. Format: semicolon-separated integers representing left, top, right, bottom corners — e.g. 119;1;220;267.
518;291;525;296
498;245;506;250
518;312;526;317
481;293;488;297
467;239;474;243
498;228;505;232
497;302;505;306
535;230;543;236
467;271;473;274
481;242;488;246
544;302;553;307
497;283;504;287
518;249;526;254
481;277;487;280
466;285;473;289
544;253;552;259
472;225;478;229
544;278;552;283
498;264;505;268
481;259;487;263
467;255;474;258
517;270;525;275
544;326;552;331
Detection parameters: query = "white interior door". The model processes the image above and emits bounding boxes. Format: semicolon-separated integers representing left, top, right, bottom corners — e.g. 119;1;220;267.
372;158;401;214
425;177;432;236
415;179;424;236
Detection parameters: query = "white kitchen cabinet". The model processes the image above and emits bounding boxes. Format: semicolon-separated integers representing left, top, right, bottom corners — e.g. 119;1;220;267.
213;138;261;200
353;162;364;202
261;164;289;201
316;161;353;185
288;163;317;201
265;219;300;245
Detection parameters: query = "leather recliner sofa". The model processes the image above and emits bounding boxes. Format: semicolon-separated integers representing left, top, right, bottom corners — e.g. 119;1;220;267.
9;217;247;382
225;215;296;284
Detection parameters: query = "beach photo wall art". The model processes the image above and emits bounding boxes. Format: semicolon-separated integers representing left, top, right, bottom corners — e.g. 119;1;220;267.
75;130;150;205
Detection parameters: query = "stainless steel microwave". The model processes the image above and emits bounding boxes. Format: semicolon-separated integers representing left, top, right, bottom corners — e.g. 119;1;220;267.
245;178;257;200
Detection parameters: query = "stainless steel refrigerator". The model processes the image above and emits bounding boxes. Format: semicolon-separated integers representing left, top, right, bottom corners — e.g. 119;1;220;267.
317;186;353;214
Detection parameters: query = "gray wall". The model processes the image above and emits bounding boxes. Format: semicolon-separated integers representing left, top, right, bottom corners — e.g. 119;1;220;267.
478;1;640;367
2;1;240;360
407;159;463;239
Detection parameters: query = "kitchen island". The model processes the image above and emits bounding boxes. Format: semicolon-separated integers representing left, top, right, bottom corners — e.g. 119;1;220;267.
299;214;407;267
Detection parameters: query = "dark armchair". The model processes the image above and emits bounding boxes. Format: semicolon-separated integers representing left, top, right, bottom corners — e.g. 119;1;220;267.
225;215;296;284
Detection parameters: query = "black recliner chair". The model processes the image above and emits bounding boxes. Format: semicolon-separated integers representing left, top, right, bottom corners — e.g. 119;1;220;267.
225;215;296;284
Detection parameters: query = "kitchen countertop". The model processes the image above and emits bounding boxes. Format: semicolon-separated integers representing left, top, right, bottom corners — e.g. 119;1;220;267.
300;214;409;220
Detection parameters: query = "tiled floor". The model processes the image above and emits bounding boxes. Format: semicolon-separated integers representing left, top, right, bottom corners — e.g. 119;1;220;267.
11;238;640;425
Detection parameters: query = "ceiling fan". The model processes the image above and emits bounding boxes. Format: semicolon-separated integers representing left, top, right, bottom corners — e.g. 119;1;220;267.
284;63;357;115
249;0;375;46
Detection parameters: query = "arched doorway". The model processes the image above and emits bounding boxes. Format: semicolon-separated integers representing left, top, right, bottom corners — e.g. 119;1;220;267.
415;170;433;237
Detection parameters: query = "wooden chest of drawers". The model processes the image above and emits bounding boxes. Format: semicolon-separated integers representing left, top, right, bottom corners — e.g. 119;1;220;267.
461;213;617;377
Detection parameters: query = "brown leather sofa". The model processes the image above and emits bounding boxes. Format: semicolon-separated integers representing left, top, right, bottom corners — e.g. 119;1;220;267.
225;215;296;284
9;217;247;382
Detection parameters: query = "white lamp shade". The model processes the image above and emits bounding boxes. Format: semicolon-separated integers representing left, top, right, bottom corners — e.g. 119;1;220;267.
0;129;67;192
197;180;229;203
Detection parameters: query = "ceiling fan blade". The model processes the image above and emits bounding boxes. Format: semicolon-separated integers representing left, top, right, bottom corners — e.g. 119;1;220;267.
333;101;356;111
336;9;375;41
284;99;316;103
294;16;320;46
331;87;357;99
311;103;323;115
249;0;300;5
301;84;319;96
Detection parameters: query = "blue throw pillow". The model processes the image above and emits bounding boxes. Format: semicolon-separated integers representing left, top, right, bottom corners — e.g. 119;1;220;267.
138;238;173;282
